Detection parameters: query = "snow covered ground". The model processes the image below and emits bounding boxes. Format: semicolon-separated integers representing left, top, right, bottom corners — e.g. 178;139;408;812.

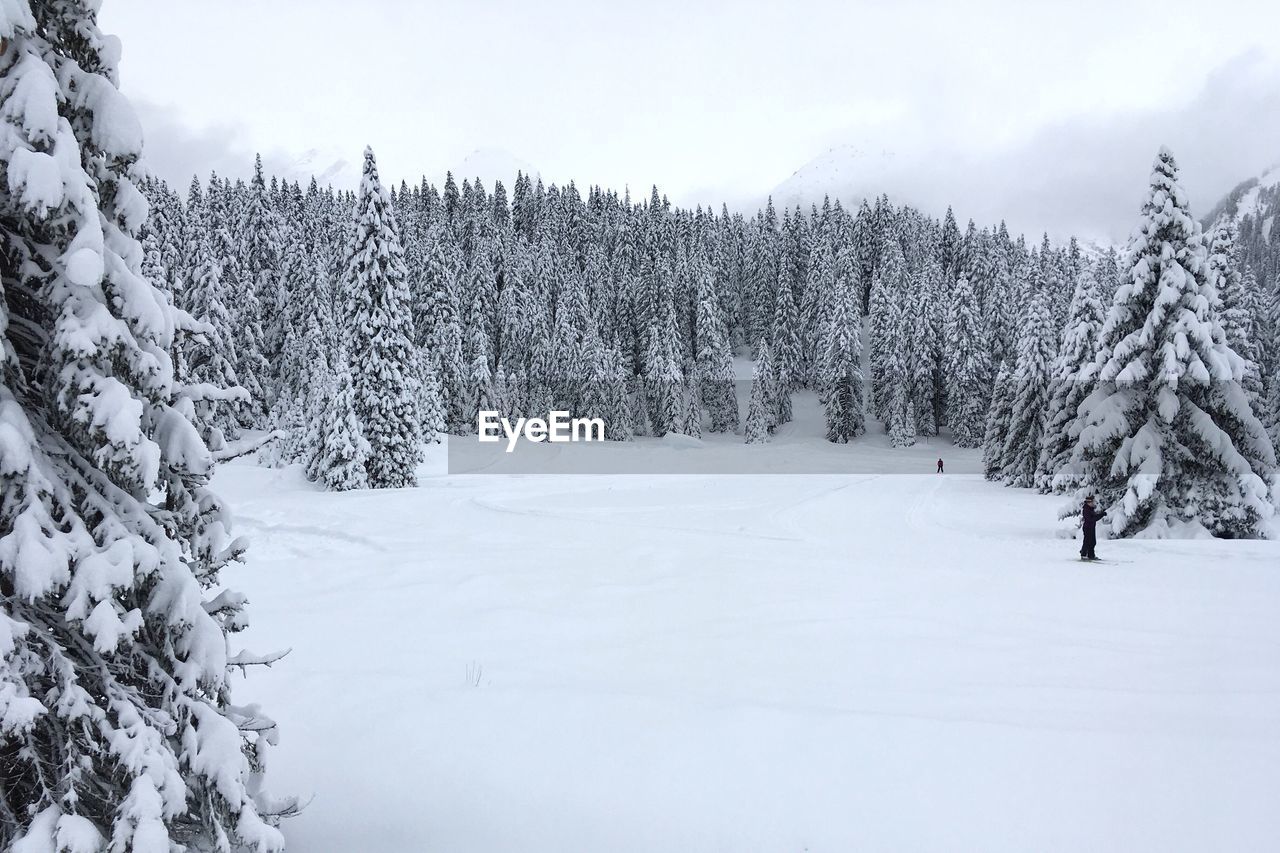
219;411;1280;852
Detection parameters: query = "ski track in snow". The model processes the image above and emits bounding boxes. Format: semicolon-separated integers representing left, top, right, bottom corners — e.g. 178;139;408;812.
217;420;1280;853
234;515;390;552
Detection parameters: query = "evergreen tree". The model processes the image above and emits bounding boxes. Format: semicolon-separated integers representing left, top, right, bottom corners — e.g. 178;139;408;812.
1257;269;1280;451
467;302;495;426
580;333;630;440
939;206;961;277
821;277;865;443
240;154;286;404
982;361;1015;480
887;384;917;448
417;353;447;443
438;318;469;433
627;374;653;437
291;255;340;471
180;208;243;443
909;258;943;436
268;235;319;465
491;361;513;421
802;235;836;387
1066;149;1276;538
999;285;1056;487
342;147;422;488
883;298;916;447
745;340;777;444
413;230;460;353
1036;266;1106;493
644;256;683;435
679;366;704;438
1096;246;1122;303
746;201;779;348
944;275;991;446
770;269;801;424
1208;223;1264;405
694;259;739;433
0;5;289;848
309;343;371;492
852;200;877;311
869;241;907;419
210;175;269;426
443;170;460;230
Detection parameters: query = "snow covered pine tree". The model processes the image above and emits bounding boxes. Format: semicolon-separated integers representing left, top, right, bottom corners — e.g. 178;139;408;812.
1036;265;1106;493
342;147;423;489
745;339;778;444
1065;148;1276;538
821;274;865;443
1;3;291;850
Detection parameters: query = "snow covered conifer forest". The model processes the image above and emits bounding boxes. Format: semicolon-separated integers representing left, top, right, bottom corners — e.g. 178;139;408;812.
4;1;1280;850
123;146;1280;533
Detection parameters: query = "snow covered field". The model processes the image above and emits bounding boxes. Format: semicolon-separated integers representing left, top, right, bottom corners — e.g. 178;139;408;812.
219;431;1280;852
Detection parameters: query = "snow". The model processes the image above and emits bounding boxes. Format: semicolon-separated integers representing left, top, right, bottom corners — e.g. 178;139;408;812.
218;401;1280;852
450;147;540;189
271;147;359;191
1230;163;1280;223
0;2;36;39
63;246;103;287
248;145;540;195
771;143;900;211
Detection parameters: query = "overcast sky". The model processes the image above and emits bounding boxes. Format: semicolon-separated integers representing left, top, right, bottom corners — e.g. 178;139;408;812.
100;0;1280;243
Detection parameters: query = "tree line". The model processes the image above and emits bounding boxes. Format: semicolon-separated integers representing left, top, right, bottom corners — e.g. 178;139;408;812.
137;151;1155;473
135;141;1280;536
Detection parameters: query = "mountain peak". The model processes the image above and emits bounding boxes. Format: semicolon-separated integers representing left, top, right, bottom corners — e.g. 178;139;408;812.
1204;160;1280;229
770;145;900;211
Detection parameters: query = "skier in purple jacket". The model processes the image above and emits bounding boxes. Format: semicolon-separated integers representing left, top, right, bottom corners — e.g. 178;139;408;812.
1080;496;1102;561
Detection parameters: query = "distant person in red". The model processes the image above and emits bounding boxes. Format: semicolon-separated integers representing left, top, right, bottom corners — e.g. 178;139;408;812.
936;458;944;473
1080;495;1101;561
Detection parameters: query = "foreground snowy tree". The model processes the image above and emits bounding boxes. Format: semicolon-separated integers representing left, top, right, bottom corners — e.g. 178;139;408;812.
1065;149;1276;538
342;147;422;488
0;4;289;848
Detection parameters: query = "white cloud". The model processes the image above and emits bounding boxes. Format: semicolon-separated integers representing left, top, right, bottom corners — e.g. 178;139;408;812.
107;0;1280;243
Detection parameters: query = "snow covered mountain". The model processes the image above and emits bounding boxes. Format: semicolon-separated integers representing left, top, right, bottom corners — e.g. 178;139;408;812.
448;147;540;188
769;144;900;210
263;146;541;194
1204;161;1280;234
268;146;360;190
1200;160;1280;284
